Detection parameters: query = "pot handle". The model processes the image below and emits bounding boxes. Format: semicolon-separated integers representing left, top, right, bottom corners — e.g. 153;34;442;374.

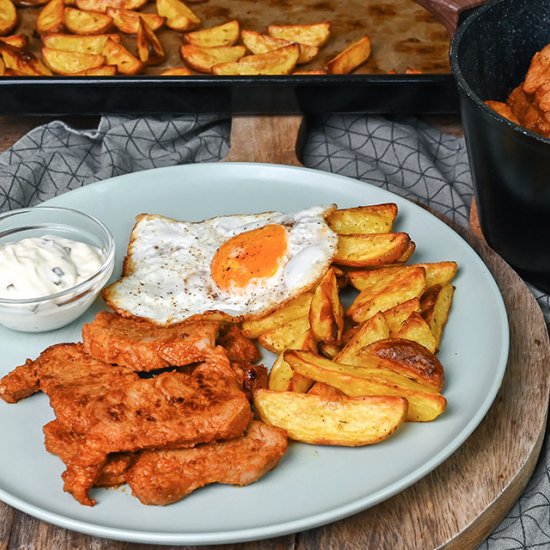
414;0;485;35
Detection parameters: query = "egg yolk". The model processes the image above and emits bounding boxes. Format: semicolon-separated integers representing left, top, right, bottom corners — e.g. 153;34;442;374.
211;224;288;290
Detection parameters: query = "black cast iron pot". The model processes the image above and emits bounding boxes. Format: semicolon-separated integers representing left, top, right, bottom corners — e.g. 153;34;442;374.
450;0;550;292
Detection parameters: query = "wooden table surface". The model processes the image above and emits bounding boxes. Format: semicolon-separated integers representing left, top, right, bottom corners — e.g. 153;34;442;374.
0;114;465;154
0;114;548;550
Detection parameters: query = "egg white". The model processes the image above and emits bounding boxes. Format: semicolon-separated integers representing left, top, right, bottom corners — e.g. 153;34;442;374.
103;205;339;325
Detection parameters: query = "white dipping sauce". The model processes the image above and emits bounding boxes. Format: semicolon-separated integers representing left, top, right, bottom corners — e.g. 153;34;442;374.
0;235;105;299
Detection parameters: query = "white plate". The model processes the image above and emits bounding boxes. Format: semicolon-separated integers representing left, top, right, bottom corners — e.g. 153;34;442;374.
0;163;509;545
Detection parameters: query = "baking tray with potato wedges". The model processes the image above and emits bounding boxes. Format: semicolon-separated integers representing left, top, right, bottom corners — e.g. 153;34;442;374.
0;0;458;115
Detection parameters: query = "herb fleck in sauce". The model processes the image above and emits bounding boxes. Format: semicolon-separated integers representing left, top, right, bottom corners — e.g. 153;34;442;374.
0;235;104;299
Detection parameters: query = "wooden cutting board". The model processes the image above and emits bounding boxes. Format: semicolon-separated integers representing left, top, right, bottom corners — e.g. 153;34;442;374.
1;115;549;549
232;116;550;548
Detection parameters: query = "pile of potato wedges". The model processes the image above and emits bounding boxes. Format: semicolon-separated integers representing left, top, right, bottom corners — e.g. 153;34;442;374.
0;0;372;76
248;203;457;447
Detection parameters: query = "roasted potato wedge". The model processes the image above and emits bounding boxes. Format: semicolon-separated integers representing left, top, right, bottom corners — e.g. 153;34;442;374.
107;8;165;34
382;297;422;333
421;283;455;350
257;315;311;353
254;389;407;445
358;338;444;391
42;32;120;54
267;21;331;47
157;0;200;32
307;381;345;398
72;64;116;75
240;29;319;65
42;32;113;52
241;292;313;339
212;43;299;75
0;34;29;49
0;56;4;75
341;324;360;345
333;232;412;268
285;349;446;422
348;262;457;292
395;241;416;263
241;30;289;54
75;0;147;12
137;18;165;65
268;330;316;393
348;265;421;294
0;44;52;74
334;311;389;364
394;312;437;353
180;43;245;73
64;7;113;35
269;328;316;392
347;265;426;323
36;0;65;35
421;261;458;288
327;35;371;74
184;19;239;48
327;204;398;235
42;45;105;74
309;268;344;345
159;65;193;75
296;44;321;65
293;68;327;75
269;356;306;390
269;351;314;393
317;341;341;359
102;36;144;74
0;0;18;37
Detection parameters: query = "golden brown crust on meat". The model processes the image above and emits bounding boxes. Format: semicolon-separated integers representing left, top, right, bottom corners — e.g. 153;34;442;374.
34;342;252;505
44;420;137;490
0;358;40;403
487;44;550;139
217;324;261;365
82;311;221;371
127;420;287;505
231;363;268;402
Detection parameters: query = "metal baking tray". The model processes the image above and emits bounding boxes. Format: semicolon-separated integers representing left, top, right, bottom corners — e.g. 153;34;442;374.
0;0;459;115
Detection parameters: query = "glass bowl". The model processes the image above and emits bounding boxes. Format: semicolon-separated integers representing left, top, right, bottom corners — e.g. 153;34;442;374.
0;206;115;332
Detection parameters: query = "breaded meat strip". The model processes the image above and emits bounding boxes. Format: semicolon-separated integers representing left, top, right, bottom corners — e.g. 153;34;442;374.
0;358;40;403
44;420;137;488
127;420;288;505
82;311;221;372
217;324;261;365
230;363;269;402
35;343;252;505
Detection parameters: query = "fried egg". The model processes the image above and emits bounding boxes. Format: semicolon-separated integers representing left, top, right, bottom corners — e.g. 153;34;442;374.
103;205;339;325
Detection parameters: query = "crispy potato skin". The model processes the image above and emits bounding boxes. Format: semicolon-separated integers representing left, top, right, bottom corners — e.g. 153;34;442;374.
284;349;446;422
0;0;18;37
309;268;344;345
327;35;371;75
246;203;455;431
254;389;407;446
1;7;382;77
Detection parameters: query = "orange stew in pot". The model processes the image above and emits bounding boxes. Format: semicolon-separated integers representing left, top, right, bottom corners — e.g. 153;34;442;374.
486;43;550;139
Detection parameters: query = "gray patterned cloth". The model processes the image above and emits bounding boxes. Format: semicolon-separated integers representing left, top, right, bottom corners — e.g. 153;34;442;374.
0;114;549;548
